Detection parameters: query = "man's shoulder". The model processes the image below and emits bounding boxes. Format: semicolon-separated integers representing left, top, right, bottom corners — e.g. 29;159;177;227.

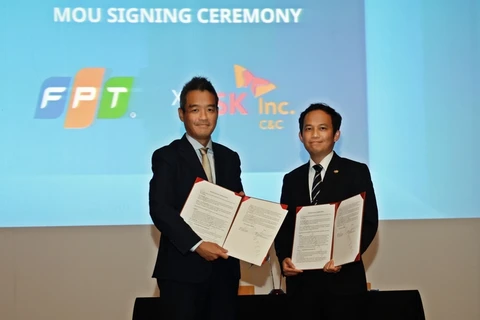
336;155;367;167
334;154;370;175
152;139;183;159
284;163;308;179
212;141;238;156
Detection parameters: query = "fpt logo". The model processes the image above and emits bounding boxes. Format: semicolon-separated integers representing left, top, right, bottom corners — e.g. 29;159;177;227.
172;65;293;130
35;68;134;129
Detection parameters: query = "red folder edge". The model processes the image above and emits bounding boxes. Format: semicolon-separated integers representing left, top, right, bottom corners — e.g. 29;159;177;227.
194;177;204;184
331;200;340;214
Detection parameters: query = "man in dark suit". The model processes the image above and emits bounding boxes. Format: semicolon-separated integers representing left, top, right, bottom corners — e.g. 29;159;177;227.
274;103;378;318
149;76;244;320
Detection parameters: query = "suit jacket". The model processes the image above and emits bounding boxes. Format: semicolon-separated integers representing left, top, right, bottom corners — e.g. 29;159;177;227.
149;134;243;283
274;152;378;295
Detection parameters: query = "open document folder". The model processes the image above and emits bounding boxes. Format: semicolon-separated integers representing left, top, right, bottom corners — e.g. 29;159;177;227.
180;178;287;266
291;192;366;270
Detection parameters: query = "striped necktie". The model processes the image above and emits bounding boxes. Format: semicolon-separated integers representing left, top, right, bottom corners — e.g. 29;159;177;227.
311;164;323;204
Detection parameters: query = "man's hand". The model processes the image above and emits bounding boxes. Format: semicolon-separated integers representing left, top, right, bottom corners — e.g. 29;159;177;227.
282;258;303;276
195;241;229;261
323;259;341;273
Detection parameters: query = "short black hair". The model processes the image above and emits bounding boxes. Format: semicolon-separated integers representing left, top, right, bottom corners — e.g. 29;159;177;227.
179;76;219;111
298;103;342;135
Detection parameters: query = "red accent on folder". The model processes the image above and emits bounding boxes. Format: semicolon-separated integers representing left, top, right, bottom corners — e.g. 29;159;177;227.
241;196;251;202
354;253;361;262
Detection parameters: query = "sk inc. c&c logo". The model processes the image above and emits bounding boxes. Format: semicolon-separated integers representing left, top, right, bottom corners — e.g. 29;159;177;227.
233;64;293;130
233;64;276;98
35;67;134;129
172;65;292;130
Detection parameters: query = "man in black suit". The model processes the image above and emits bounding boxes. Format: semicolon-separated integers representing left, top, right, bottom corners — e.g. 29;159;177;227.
149;77;244;320
274;103;378;318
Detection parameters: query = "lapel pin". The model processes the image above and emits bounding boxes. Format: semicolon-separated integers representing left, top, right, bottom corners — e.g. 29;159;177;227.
334;170;339;173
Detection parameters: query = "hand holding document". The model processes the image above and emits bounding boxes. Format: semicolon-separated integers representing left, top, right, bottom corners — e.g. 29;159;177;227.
291;193;365;270
180;178;288;266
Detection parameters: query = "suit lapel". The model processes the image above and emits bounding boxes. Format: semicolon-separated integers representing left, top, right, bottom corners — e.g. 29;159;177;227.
211;142;225;186
297;163;311;205
178;135;208;181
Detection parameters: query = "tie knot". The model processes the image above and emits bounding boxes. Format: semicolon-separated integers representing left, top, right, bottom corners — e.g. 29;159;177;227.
200;147;208;155
313;164;323;173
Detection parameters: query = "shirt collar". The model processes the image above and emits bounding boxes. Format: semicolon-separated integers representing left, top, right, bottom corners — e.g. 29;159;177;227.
309;151;334;172
185;134;213;152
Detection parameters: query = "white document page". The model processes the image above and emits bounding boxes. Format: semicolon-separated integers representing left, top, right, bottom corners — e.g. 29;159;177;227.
291;204;336;270
332;194;364;266
222;197;287;266
180;180;241;246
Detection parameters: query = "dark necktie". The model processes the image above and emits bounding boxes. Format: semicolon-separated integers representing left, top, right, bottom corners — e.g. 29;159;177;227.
311;164;323;205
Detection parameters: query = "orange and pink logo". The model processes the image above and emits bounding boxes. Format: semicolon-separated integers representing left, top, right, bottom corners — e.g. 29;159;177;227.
233;64;276;98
